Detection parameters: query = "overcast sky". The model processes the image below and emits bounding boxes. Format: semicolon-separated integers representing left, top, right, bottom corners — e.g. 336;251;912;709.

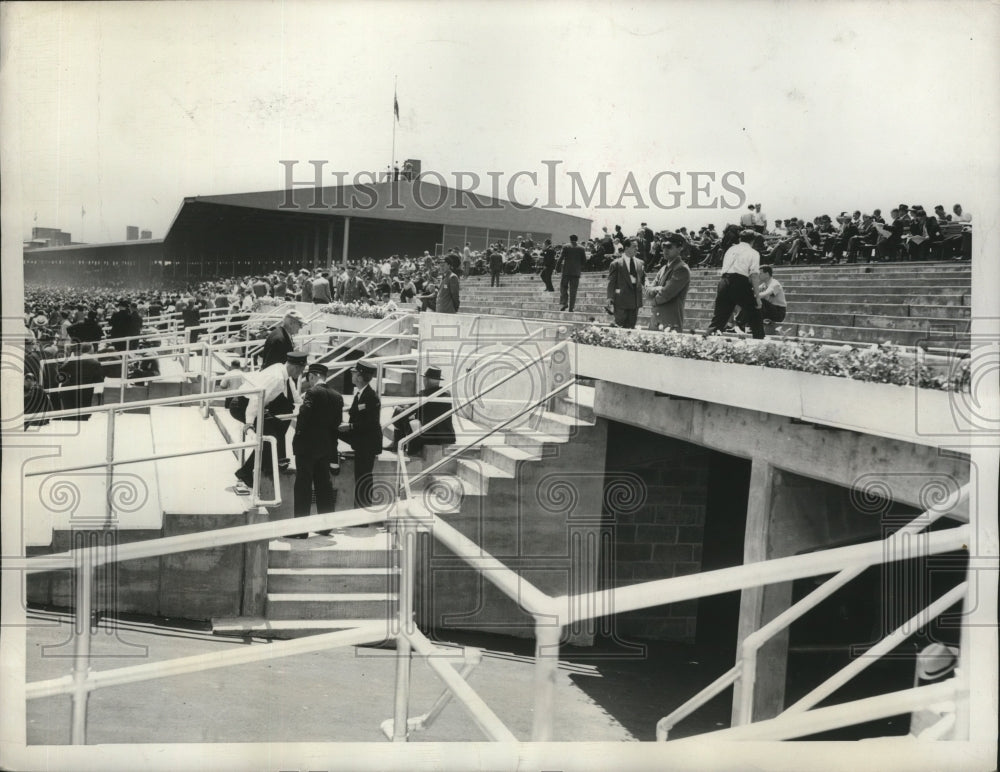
3;0;998;244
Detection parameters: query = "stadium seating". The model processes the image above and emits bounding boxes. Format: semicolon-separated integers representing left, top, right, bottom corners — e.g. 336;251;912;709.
457;261;971;349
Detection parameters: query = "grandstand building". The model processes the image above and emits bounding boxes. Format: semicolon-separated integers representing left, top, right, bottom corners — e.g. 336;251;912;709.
22;178;591;284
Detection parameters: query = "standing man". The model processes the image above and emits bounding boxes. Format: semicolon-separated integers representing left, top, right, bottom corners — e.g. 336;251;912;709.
752;203;767;233
235;351;306;491
645;233;691;332
436;254;462;313
539;239;556;292
740;205;756;229
556;235;586;312
337;264;369;303
262;309;305;368
109;299;133;351
289;362;344;538
339;361;382;509
639;222;655;268
606;239;646;329
707;230;765;339
311;271;333;304
488;249;503;287
462;243;473;278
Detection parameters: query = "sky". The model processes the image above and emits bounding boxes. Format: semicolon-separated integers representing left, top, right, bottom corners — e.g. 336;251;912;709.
2;0;998;244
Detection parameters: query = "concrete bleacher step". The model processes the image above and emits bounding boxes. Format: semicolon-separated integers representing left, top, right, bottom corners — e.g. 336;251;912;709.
481;445;542;476
269;547;396;568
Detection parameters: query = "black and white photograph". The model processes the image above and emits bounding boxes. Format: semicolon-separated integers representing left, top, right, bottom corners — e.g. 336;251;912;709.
1;1;997;770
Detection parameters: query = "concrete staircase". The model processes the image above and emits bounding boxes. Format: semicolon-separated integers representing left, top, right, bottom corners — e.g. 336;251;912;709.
456;261;972;348
213;533;400;638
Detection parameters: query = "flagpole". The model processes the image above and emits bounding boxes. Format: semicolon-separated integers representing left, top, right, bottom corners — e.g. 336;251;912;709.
391;76;397;181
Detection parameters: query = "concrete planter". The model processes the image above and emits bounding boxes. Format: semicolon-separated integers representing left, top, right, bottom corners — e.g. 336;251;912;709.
312;312;387;333
574;343;963;448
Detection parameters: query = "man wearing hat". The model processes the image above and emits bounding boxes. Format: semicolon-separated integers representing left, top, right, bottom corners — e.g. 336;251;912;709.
289;361;344;537
235;351;305;491
339;361;382;509
606;239;646;329
706;229;765;339
261;309;305;369
645;233;690;332
387;366;456;455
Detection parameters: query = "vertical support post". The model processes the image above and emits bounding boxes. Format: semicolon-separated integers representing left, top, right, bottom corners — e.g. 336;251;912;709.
252;387;265;504
118;349;128;404
105;410;116;529
531;619;562;741
392;518;415;741
342;216;351;266
70;547;94;745
327;220;335;272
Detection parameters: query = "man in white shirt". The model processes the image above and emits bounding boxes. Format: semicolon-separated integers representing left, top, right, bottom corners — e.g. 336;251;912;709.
235;350;305;491
951;204;972;223
707;230;765;339
752;203;767;233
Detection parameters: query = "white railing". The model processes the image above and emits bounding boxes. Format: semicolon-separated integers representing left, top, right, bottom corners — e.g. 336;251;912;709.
657;485;970;737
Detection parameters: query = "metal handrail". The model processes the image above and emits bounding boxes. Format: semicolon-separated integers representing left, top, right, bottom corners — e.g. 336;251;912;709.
386;324;551;446
397;341;569;498
656;484;970;737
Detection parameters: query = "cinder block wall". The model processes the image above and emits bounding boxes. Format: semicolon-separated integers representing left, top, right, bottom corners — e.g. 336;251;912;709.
603;421;710;642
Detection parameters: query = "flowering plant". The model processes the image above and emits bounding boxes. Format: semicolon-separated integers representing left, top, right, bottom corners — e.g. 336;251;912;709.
318;300;397;319
570;326;968;392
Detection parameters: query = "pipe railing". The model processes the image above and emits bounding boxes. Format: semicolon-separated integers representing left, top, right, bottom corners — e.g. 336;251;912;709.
656;485;970;738
396;339;568;499
22;384;273;512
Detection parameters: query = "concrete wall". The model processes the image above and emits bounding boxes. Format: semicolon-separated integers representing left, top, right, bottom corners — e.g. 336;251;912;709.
26;510;256;621
414;419;608;645
603;421;710;642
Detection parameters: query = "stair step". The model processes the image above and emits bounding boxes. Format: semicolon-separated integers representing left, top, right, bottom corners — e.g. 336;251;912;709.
456;459;515;493
269;549;396;568
212;616;396;639
482;444;540;475
267;567;399;593
266;593;398;619
502;429;568;451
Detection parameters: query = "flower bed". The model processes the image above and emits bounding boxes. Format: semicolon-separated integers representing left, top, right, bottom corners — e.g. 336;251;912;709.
570;326;969;393
317;300;397;319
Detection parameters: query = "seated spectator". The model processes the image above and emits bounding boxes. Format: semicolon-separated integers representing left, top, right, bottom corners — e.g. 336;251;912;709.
933;204;951;223
754;265;786;323
905;206;942;261
846;214;878;263
952;203;971;223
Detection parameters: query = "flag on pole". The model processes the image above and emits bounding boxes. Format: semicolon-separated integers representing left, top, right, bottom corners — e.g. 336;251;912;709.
394;91;400;122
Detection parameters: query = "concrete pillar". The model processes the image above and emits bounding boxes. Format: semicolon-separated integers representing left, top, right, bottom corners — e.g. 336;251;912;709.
734;460;791;723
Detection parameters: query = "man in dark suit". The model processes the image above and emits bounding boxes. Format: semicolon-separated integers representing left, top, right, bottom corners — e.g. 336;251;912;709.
639;222;655;268
108;299;133;352
556;235;586;311
261;309;304;368
388;366;455;455
339;361;383;509
907;206;942;261
539;239;557;292
488;250;504;287
645;234;691;332
289;362;344;538
57;342;105;419
607;239;646;328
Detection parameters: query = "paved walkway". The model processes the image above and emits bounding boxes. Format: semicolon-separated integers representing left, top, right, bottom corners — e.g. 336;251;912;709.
26;609;642;744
